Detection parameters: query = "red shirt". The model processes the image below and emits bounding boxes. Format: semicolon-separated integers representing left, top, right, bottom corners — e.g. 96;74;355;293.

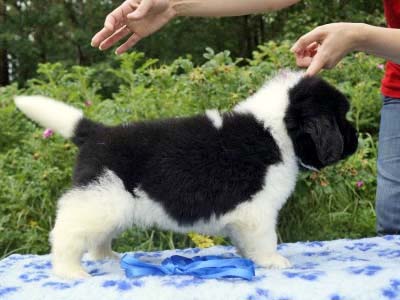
381;0;400;98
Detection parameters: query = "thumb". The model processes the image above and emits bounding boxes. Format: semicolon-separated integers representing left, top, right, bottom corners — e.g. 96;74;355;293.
128;0;153;19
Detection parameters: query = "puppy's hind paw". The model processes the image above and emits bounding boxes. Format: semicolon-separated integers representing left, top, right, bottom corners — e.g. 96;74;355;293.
255;253;291;269
89;250;120;261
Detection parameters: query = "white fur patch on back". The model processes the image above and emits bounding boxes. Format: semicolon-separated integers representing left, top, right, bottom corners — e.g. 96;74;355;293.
205;109;223;129
234;70;304;124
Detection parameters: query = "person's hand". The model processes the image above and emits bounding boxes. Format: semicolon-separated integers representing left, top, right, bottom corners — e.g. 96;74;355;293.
91;0;175;55
291;23;363;76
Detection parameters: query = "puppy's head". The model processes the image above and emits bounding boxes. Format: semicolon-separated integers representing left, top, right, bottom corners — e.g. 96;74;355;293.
284;76;358;170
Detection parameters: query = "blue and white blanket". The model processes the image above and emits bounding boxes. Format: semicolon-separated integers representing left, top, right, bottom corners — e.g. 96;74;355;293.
1;235;400;300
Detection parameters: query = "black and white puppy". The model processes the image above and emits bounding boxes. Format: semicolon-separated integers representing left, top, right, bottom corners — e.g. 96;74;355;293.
15;71;358;279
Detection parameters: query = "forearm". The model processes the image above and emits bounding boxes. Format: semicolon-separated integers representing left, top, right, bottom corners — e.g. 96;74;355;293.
356;24;400;63
170;0;300;17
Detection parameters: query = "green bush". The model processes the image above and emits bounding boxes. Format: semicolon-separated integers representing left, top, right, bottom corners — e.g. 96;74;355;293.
0;42;384;257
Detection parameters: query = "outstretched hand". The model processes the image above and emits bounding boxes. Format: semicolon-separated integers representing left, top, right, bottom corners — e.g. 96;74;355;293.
291;23;361;76
91;0;175;55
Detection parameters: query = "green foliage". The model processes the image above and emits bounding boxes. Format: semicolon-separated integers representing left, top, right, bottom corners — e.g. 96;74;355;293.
280;133;377;242
0;42;383;258
1;0;384;85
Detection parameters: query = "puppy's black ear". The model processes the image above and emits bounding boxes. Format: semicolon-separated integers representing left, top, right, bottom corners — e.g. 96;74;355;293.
303;115;344;166
341;123;358;159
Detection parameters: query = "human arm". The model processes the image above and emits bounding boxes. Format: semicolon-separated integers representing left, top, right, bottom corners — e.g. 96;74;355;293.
170;0;300;17
91;0;300;54
291;23;400;76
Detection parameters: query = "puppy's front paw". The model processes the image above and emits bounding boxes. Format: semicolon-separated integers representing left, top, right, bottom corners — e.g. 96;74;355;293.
53;265;91;280
255;253;291;269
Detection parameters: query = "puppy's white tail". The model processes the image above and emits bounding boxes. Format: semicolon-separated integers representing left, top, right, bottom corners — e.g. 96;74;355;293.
14;96;84;139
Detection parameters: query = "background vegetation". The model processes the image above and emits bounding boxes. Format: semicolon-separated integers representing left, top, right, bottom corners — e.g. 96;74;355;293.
0;0;386;258
1;0;383;86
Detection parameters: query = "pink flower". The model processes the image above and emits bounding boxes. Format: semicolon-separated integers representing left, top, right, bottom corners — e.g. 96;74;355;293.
42;128;54;139
356;181;364;189
84;100;93;107
377;64;384;70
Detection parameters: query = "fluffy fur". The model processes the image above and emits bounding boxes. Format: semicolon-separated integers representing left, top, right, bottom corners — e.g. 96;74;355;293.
14;71;358;279
15;95;83;139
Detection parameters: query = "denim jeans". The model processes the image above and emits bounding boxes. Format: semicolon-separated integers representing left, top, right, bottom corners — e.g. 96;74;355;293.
376;96;400;234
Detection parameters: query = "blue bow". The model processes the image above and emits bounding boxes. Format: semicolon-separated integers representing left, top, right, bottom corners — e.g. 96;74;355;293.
120;254;255;280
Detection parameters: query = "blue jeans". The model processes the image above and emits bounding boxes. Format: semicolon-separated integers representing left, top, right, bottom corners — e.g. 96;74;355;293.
376;96;400;234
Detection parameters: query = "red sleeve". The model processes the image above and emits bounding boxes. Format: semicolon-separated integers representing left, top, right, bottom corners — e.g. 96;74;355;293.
381;0;400;98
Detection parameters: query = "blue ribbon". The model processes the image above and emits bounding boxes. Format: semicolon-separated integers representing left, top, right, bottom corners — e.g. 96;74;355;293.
120;254;255;280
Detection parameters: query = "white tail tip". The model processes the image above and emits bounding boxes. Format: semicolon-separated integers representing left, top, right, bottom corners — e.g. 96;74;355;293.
15;95;83;139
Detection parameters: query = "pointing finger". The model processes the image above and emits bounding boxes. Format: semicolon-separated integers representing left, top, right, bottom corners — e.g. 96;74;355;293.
115;33;142;55
99;26;131;50
305;51;326;76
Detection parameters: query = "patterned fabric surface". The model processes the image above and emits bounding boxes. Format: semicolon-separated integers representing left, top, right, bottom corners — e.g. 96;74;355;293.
1;235;400;300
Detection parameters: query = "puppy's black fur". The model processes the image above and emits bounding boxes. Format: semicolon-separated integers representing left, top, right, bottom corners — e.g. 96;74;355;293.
285;77;358;169
72;114;281;224
70;76;357;225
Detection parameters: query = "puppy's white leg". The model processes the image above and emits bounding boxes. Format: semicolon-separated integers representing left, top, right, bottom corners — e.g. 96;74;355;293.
50;170;135;279
51;228;90;279
228;220;290;269
88;237;120;261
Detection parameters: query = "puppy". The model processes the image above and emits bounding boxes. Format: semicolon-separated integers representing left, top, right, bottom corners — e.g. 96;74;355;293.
15;71;358;279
